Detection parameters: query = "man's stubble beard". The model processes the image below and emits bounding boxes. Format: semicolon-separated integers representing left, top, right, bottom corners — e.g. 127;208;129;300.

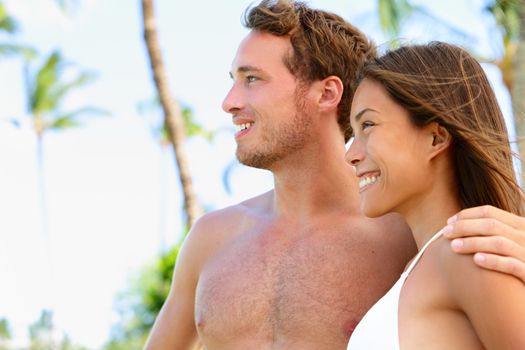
236;88;313;170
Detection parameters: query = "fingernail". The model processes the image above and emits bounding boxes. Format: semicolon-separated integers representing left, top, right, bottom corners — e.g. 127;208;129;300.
474;253;486;264
442;224;453;237
447;215;457;224
451;239;463;251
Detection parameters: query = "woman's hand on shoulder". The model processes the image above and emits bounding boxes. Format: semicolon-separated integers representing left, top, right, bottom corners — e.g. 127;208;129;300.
443;205;525;283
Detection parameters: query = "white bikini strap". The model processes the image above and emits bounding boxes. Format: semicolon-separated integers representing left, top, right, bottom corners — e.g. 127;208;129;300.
405;228;444;275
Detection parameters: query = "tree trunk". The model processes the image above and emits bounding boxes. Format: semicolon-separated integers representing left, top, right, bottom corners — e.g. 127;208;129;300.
36;133;49;240
141;0;202;229
36;132;55;315
512;0;525;185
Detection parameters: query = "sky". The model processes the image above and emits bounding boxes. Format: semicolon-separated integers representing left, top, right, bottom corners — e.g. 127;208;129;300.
0;0;514;348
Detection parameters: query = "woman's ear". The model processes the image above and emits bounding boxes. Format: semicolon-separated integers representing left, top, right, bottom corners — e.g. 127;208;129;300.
428;122;452;159
317;75;343;113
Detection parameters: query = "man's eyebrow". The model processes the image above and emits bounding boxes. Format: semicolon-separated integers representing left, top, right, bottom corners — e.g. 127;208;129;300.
353;108;378;123
229;65;263;79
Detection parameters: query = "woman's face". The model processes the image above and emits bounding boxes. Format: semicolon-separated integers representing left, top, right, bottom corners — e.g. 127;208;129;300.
345;78;435;218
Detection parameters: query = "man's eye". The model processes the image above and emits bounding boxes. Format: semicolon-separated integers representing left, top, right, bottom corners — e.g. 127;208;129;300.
246;75;258;83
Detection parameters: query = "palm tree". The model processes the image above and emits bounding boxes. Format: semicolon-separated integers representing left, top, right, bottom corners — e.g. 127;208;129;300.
23;50;106;314
141;0;203;229
138;97;213;252
513;2;525;151
0;1;35;59
487;0;525;182
26;50;105;235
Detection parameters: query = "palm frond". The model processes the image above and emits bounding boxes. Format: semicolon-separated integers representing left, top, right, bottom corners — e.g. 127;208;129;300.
138;95;215;142
29;51;98;116
24;50;106;134
378;0;471;43
48;71;97;109
31;51;63;114
0;3;18;34
181;106;214;141
0;43;37;59
486;0;521;45
378;0;414;37
48;106;110;130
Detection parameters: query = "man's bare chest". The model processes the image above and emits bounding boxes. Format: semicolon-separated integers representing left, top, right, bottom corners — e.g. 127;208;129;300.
194;226;382;345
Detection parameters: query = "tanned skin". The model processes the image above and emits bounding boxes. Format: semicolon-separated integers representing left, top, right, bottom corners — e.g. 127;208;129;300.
145;17;525;350
144;31;416;350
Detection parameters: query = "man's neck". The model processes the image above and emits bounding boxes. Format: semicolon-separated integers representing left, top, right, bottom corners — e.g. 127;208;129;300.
269;144;360;220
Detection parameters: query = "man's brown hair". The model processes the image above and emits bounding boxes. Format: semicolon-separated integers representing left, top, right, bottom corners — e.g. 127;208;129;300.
244;0;375;142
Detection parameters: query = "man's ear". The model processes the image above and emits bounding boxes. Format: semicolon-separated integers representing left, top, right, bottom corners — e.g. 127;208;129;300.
428;122;452;160
317;75;343;113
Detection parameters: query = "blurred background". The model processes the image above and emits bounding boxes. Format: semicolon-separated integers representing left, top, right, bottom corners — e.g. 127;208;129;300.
0;0;521;349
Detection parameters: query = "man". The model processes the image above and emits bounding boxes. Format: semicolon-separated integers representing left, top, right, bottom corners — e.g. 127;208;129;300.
145;1;525;349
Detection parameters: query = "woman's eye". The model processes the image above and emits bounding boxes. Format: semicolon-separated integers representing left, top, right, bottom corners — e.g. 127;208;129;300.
362;121;374;130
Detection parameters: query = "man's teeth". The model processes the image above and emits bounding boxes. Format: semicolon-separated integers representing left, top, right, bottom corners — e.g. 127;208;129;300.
359;175;378;189
236;122;253;132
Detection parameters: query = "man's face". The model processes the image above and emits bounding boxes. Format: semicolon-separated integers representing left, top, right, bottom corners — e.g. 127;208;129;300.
222;31;313;170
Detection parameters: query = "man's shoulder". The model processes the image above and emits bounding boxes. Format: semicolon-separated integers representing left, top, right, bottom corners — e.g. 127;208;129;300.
189;190;274;241
358;213;413;241
354;213;416;260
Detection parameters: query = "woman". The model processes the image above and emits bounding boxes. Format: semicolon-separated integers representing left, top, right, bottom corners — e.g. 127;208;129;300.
346;42;525;349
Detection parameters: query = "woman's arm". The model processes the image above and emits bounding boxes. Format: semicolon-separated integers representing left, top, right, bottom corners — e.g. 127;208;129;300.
443;246;525;349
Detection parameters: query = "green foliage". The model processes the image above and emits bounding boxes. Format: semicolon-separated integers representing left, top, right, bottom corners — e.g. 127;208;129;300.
181;106;214;141
0;2;18;34
59;335;90;350
0;319;10;340
29;51;94;115
0;318;11;350
376;0;469;46
0;43;36;59
49;107;110;129
29;310;56;350
137;96;215;144
0;2;36;60
102;337;144;350
486;0;522;45
25;50;108;134
378;0;414;36
104;242;183;349
0;312;90;350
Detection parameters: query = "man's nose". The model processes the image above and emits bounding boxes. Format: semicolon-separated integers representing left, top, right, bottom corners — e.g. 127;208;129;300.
222;84;243;114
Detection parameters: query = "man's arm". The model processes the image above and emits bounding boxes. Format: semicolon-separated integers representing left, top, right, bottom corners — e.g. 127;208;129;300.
144;220;206;349
443;205;525;283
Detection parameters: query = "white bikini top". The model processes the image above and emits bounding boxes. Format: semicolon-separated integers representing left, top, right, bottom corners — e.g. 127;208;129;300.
347;228;444;350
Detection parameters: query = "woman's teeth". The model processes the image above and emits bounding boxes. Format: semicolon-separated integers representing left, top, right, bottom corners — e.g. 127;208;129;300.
359;175;378;189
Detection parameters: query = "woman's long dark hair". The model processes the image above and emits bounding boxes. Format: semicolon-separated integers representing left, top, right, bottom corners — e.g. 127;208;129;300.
354;42;523;214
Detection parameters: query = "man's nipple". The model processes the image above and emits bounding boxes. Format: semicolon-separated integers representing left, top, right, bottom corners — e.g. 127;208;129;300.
342;319;359;338
195;313;207;330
